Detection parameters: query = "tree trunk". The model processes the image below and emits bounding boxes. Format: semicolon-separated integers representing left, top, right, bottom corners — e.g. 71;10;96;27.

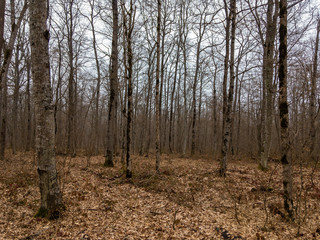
169;34;181;153
105;0;119;167
12;35;22;154
155;0;161;173
26;58;32;151
30;0;63;219
278;0;293;219
0;1;27;160
67;0;76;157
221;0;230;150
212;61;218;155
309;19;319;161
220;0;236;176
0;0;5;56
122;0;135;178
88;0;102;156
260;0;278;170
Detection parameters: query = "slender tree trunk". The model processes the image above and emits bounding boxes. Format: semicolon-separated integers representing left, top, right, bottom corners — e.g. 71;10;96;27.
88;0;102;156
142;48;154;155
120;25;127;165
220;0;236;176
197;73;204;153
126;24;133;178
181;2;189;156
0;1;27;160
54;39;62;151
236;79;242;155
26;58;32;151
182;37;188;156
122;0;135;178
213;63;218;155
279;0;293;219
105;0;119;167
169;37;180;153
67;0;76;157
159;7;166;154
261;0;278;170
0;0;5;56
155;0;161;173
221;0;230;149
191;41;200;156
230;57;241;155
12;46;19;154
191;4;210;155
30;0;63;219
309;19;320;161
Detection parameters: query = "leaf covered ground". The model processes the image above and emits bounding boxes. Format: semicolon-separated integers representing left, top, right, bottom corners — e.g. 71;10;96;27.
0;152;319;239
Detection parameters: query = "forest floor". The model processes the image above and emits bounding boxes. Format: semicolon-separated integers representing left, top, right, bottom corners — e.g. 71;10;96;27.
0;152;319;240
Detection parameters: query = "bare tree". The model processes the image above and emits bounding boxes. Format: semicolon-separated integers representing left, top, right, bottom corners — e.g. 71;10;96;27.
122;0;135;178
221;0;231;151
30;0;63;219
278;0;293;219
0;0;27;160
86;0;102;156
261;0;278;170
190;1;213;156
309;18;319;161
66;0;78;157
220;0;236;176
155;0;161;173
105;0;119;167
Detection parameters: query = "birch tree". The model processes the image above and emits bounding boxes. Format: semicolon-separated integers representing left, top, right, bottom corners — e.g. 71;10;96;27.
122;0;135;178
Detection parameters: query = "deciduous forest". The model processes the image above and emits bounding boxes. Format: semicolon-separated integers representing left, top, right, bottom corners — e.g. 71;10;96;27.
0;0;319;239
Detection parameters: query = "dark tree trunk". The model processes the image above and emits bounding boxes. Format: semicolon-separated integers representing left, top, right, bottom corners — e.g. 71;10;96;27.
155;0;161;173
122;0;135;178
67;0;76;157
278;0;293;219
105;0;119;167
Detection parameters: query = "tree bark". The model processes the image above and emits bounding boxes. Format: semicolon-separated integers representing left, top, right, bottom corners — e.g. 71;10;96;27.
260;0;278;170
105;0;119;167
220;0;236;176
221;0;230;150
26;58;32;151
309;19;319;161
122;0;135;178
169;30;181;153
155;0;161;173
67;0;76;157
278;0;293;219
30;0;63;219
0;0;5;56
12;38;21;155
